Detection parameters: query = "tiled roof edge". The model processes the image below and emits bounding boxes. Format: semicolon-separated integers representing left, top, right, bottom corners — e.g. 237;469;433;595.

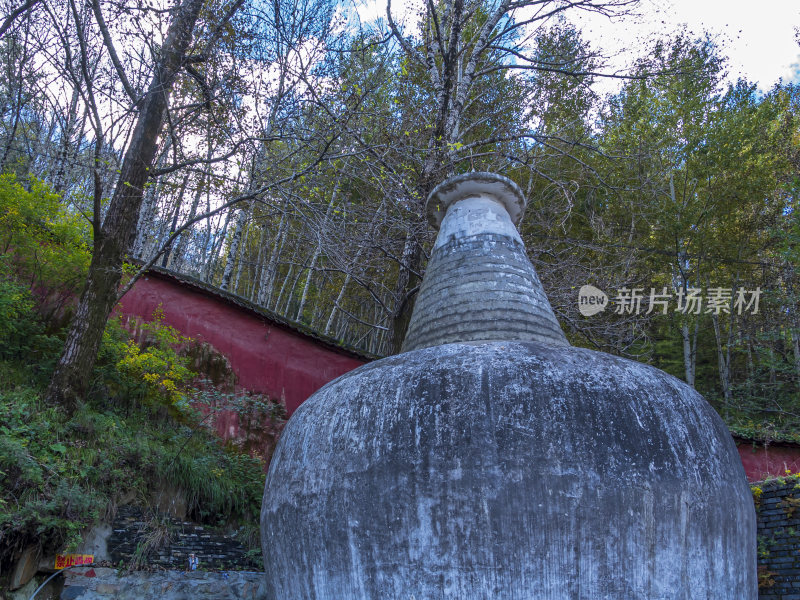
129;264;380;362
732;432;800;447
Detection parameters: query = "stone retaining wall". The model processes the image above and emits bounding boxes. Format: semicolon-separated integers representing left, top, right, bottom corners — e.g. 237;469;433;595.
61;568;265;600
107;506;259;571
756;478;800;598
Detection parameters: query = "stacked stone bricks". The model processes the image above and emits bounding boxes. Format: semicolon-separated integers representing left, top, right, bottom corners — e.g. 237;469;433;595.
757;478;800;599
108;506;258;570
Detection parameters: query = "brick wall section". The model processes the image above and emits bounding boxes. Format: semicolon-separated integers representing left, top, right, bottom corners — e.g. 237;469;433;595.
107;506;260;571
61;568;266;600
756;479;800;598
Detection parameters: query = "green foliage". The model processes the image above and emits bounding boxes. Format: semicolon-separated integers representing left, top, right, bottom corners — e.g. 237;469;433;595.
129;513;175;569
101;309;194;412
729;421;800;445
556;33;800;432
0;261;61;377
0;264;39;358
0;384;102;556
0;306;271;569
0;173;90;292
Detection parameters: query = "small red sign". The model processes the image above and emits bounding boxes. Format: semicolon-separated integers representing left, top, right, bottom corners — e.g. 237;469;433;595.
55;554;94;569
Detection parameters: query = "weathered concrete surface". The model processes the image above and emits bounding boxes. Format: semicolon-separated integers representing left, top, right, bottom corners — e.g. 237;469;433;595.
402;176;567;352
402;233;568;352
60;568;266;600
74;523;112;563
261;341;756;599
433;195;524;250
403;173;566;353
426;171;528;227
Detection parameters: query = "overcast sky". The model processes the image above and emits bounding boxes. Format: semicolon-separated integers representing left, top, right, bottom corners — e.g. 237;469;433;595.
573;0;800;93
359;0;800;93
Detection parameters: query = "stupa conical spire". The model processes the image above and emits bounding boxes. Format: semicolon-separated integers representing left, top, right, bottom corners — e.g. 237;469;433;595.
402;172;568;352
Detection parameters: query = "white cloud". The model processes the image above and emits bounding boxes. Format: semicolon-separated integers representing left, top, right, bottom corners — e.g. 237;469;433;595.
354;0;800;93
571;0;800;92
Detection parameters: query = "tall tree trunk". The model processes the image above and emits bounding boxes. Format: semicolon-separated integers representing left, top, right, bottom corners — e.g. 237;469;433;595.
257;204;288;306
232;200;255;293
711;311;732;414
680;319;699;388
248;226;269;301
221;204;249;290
387;142;447;353
133;140;173;258
56;104;90;198
157;174;190;266
277;261;296;313
52;86;81;193
793;331;800;386
296;180;340;319
283;263;308;316
325;194;385;337
0;20;31;170
204;207;232;283
197;180;215;278
274;237;300;312
325;275;349;335
45;0;206;413
709;275;736;414
674;244;698;389
789;299;800;389
389;230;421;353
296;245;319;321
170;174;206;271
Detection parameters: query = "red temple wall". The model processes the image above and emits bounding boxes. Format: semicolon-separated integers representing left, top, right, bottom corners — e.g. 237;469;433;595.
736;440;800;483
117;272;367;416
116;271;800;481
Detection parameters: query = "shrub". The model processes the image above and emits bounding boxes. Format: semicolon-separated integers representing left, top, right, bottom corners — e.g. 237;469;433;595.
0;270;39;359
98;310;194;414
0;307;269;570
0;173;90;293
0;261;60;375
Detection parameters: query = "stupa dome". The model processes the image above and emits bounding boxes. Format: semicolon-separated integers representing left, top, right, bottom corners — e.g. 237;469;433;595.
261;172;756;599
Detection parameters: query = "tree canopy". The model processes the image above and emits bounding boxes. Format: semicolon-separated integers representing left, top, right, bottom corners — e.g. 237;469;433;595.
1;0;800;435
